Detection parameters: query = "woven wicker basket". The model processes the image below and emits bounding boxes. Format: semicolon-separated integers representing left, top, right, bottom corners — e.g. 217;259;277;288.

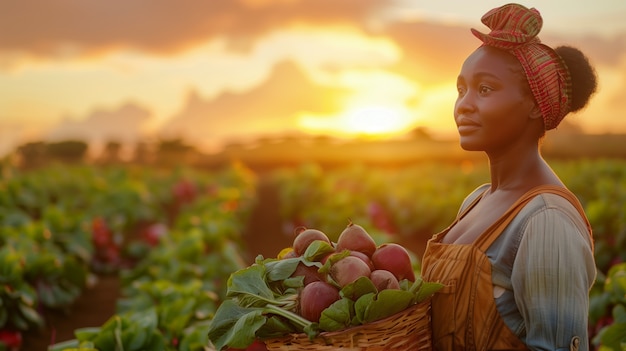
263;298;432;351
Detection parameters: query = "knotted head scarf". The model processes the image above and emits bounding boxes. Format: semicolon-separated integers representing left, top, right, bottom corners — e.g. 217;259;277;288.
471;3;572;130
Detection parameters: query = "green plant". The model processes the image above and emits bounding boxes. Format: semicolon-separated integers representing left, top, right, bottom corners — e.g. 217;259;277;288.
0;245;43;332
590;263;626;350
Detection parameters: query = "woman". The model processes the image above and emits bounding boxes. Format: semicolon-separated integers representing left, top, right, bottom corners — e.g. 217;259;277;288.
421;3;598;351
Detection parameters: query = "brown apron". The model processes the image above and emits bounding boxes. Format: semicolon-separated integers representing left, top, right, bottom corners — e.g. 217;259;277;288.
421;185;592;351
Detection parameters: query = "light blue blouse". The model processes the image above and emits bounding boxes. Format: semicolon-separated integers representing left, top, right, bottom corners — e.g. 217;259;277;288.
459;184;596;351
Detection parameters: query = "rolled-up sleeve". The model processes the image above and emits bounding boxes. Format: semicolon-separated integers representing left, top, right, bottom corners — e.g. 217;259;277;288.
512;205;596;351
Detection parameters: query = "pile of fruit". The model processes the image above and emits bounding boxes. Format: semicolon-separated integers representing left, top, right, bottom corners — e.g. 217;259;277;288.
207;221;442;351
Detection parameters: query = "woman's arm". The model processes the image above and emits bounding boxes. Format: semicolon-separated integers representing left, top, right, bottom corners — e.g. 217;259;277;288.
512;202;596;351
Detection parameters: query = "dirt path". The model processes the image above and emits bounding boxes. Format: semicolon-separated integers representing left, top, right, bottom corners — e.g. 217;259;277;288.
23;275;121;351
241;175;291;262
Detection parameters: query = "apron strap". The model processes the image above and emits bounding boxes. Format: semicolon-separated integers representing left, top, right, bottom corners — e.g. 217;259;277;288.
430;188;488;243
474;185;592;252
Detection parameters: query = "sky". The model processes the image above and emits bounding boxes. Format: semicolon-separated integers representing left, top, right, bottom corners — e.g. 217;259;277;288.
1;0;625;157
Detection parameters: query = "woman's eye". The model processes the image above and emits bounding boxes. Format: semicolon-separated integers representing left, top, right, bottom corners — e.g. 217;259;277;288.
479;85;492;94
457;86;466;96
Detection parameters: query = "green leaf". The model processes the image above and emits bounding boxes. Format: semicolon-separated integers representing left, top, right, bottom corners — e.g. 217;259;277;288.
18;303;44;327
47;339;81;351
116;312;160;351
606;263;626;302
207;300;266;351
226;264;274;303
281;276;305;289
178;320;211;351
38;283;80;308
590;293;613;322
263;303;313;331
319;298;354;332
128;308;158;331
62;346;99;351
91;316;122;350
121;326;146;351
160;299;194;335
194;300;217;320
303;240;335;262
144;330;166;351
265;257;301;282
340;276;377;301
63;259;89;288
358;289;414;324
598;322;626;351
92;332;117;351
613;304;626;324
354;292;375;325
415;281;445;303
78;341;98;350
74;327;101;341
257;315;298;338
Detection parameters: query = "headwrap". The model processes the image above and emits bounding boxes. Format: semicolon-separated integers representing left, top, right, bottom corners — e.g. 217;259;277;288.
471;3;572;130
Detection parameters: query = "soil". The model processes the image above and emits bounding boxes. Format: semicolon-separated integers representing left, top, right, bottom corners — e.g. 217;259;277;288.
22;274;121;351
241;175;292;263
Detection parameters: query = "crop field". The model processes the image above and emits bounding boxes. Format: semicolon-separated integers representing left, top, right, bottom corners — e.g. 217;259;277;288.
0;158;624;350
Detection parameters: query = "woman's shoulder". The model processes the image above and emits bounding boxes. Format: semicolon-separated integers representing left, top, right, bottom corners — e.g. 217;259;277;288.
524;191;588;227
518;192;593;248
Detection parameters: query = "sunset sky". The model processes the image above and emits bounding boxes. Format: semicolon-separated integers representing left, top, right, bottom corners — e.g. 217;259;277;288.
1;0;625;156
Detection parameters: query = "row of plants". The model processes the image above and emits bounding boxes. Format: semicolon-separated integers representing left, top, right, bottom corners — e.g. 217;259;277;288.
271;159;626;350
272;162;486;241
1;159;624;350
0;163;257;350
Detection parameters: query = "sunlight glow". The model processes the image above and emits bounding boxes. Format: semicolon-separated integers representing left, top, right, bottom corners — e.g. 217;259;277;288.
342;105;412;135
408;83;458;137
299;104;414;137
298;68;422;137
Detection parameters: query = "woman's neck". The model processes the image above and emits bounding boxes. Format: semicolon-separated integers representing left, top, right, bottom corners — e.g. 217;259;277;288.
486;146;557;192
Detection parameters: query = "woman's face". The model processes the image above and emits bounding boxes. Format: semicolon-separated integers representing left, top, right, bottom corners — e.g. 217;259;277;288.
454;46;538;153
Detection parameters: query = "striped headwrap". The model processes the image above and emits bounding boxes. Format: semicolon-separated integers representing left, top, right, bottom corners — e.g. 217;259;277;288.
471;3;572;130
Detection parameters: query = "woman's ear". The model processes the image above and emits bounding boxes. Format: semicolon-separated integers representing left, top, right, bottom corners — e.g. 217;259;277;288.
529;103;542;120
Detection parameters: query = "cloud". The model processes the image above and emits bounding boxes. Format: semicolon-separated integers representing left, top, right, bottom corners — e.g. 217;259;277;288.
0;121;34;158
376;20;626;88
161;60;352;146
3;0;624;75
0;0;392;59
542;32;626;67
379;21;476;85
46;102;153;144
3;0;625;71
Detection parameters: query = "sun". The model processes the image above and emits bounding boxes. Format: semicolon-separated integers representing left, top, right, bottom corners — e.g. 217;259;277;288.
340;105;412;136
298;104;415;137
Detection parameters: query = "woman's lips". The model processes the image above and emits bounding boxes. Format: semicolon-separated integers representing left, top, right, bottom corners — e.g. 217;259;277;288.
457;124;480;134
456;119;481;134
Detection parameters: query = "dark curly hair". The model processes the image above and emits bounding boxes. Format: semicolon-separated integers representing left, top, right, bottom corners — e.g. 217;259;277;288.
555;46;598;113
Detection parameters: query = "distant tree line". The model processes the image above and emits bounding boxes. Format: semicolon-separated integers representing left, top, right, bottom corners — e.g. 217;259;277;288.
5;125;625;171
12;138;200;169
17;140;88;166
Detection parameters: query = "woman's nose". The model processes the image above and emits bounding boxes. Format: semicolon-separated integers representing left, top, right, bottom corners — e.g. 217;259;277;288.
455;91;475;115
